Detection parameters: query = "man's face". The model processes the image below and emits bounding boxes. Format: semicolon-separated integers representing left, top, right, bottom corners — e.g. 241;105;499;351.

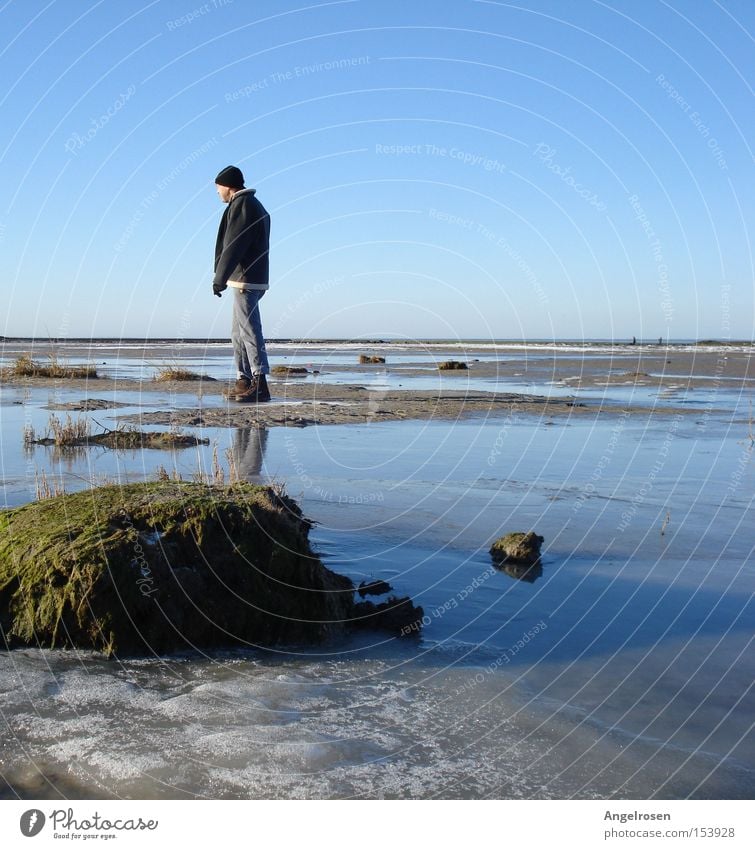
216;184;233;203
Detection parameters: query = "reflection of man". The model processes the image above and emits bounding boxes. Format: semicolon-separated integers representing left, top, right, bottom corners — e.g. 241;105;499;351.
232;427;269;480
213;165;271;403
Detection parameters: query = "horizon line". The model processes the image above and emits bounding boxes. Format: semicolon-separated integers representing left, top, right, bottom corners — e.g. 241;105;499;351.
1;336;752;345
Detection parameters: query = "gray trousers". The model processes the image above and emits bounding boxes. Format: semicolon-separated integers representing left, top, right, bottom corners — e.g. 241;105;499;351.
231;289;270;378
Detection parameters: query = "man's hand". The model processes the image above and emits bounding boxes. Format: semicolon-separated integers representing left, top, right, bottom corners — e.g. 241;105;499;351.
213;283;225;298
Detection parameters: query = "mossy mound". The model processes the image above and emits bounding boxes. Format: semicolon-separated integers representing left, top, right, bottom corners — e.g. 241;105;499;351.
438;360;468;370
490;531;543;568
28;429;208;450
271;365;308;377
358;355;386;364
0;481;356;656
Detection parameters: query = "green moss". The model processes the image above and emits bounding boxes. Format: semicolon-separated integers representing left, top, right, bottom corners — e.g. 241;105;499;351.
0;481;354;656
489;531;544;566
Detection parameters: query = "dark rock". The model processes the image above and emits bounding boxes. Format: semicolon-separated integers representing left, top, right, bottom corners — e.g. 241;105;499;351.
352;596;424;637
357;578;393;598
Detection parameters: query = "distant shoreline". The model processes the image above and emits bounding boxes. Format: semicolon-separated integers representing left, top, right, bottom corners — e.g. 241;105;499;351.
1;336;753;346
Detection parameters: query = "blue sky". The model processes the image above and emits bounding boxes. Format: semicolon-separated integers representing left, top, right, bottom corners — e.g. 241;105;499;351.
1;0;752;340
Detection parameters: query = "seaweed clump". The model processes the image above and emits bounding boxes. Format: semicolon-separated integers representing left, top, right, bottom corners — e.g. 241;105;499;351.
0;481;355;656
438;360;468;370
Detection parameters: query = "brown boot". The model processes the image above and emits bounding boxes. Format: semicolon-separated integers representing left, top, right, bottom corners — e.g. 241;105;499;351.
235;373;271;403
255;373;271;402
234;376;251;393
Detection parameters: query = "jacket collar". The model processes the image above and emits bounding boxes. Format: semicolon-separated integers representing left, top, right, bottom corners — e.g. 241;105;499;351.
230;188;256;201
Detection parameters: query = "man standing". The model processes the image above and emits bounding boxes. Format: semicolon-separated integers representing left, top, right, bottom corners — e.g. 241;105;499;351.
213;165;271;402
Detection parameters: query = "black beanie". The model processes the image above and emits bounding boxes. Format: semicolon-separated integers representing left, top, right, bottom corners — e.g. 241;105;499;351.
215;165;245;189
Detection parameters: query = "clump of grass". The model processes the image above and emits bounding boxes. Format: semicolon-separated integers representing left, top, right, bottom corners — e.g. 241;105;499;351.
8;353;98;379
153;366;212;382
50;413;91;445
271;365;308;376
438;360;468;370
358;355;386;364
212;443;225;486
34;469;66;500
24;413;91;447
225;447;240;484
190;443;228;486
154;464;184;482
24;415;208;450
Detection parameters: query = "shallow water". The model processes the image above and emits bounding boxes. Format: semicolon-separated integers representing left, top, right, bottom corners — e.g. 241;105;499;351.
3;340;751;412
0;345;753;799
2;640;751;800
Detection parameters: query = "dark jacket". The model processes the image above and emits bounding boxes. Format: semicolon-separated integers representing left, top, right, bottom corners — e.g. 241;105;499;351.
213;188;270;291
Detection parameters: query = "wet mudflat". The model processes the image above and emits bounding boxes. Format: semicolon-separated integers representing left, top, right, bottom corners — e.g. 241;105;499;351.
0;340;752;799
